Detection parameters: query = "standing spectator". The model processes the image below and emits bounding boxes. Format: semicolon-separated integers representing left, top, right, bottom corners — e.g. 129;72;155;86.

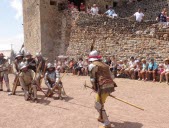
139;59;148;81
159;58;169;83
156;8;168;23
145;58;158;82
131;8;144;22
80;3;85;11
104;6;118;18
86;4;91;13
90;4;99;15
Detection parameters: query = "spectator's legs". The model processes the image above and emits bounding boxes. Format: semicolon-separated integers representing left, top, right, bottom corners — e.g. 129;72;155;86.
141;71;145;80
152;71;156;82
145;71;150;81
160;71;165;83
165;72;169;84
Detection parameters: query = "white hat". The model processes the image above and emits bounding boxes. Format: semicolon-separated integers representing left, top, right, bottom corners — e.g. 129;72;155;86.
88;50;101;62
47;63;55;69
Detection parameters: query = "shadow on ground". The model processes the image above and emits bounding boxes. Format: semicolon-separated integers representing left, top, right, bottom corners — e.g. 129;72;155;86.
111;121;143;128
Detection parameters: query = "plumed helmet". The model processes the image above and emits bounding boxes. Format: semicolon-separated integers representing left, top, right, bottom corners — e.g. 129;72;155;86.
25;52;32;57
36;52;42;57
88;50;101;62
47;63;55;69
15;52;23;59
19;62;28;70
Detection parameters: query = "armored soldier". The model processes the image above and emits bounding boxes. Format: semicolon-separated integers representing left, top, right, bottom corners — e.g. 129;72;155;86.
19;62;38;102
88;50;117;128
11;52;24;95
25;52;36;72
35;53;46;89
44;63;62;100
0;53;10;92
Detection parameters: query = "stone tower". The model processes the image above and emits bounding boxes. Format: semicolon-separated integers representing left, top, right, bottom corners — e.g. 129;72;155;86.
23;0;70;62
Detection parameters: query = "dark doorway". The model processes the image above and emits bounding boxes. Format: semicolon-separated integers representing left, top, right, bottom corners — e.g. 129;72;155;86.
69;0;85;11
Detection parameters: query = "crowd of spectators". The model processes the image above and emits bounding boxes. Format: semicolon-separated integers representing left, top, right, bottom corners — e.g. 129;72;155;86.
104;56;169;84
54;56;169;85
66;0;169;23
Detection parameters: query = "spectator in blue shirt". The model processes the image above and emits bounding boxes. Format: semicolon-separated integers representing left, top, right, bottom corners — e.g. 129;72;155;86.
145;58;158;82
104;6;117;18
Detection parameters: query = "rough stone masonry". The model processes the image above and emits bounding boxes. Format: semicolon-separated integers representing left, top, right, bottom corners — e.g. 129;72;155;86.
23;0;169;62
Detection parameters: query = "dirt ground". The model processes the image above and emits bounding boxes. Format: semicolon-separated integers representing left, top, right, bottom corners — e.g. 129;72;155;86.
0;74;169;128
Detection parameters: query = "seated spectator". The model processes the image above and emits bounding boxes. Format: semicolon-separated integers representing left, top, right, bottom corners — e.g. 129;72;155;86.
90;4;99;15
125;56;136;79
139;59;148;81
80;3;85;11
145;58;158;82
77;58;83;76
134;60;142;80
72;60;78;75
156;8;168;22
117;60;125;77
105;57;111;66
86;4;91;13
104;6;118;18
159;58;169;83
82;58;89;76
110;56;118;77
131;8;144;22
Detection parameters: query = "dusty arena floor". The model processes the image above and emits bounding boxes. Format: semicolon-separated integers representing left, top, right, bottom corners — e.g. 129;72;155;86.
0;74;169;128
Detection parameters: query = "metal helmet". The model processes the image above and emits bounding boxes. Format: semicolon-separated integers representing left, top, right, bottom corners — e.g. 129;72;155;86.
47;63;55;69
36;52;42;57
88;50;101;62
25;52;32;57
19;62;28;70
15;52;23;59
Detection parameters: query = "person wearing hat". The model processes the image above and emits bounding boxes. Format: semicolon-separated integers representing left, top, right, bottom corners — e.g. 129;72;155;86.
146;58;158;82
35;52;47;89
0;53;11;92
88;50;117;128
19;62;38;102
104;6;117;18
25;52;36;72
159;58;169;84
44;63;63;100
12;52;24;94
90;4;99;15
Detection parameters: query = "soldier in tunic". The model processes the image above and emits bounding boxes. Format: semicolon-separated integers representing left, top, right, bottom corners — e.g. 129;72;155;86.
11;52;24;95
25;52;36;72
44;63;62;100
19;62;38;102
35;53;46;89
88;50;117;128
0;53;11;92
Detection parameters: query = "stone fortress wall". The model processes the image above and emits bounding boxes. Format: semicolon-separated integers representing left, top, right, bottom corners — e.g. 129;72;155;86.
23;0;169;62
67;0;169;62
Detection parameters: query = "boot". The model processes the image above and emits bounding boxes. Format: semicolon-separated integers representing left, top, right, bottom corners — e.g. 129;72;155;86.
0;82;3;91
97;116;104;123
99;124;111;128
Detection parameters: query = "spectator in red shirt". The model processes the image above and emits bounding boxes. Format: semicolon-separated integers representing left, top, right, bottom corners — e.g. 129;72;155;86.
80;3;85;11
